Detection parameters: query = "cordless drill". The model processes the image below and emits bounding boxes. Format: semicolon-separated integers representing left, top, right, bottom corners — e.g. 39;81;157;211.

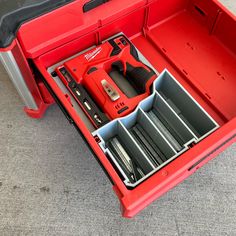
56;34;157;127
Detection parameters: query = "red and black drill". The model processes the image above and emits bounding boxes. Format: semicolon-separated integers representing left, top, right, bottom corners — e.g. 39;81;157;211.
56;34;157;128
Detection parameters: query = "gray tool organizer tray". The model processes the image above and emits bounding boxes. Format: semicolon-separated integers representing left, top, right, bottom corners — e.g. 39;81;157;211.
93;69;219;188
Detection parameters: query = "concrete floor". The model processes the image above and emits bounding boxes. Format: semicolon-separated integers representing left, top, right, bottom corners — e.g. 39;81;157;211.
0;1;235;235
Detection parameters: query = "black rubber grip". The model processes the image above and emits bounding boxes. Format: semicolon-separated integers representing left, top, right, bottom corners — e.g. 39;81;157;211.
125;62;155;94
111;60;155;95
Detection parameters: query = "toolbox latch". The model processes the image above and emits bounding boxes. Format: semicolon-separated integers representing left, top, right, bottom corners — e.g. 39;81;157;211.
83;0;109;13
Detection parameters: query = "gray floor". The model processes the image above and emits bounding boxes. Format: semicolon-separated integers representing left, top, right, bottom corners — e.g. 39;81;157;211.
0;2;236;235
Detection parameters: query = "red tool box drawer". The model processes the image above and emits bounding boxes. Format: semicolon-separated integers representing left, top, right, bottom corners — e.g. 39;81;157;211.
1;0;236;217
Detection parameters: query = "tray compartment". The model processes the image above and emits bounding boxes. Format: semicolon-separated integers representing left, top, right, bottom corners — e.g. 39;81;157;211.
121;109;177;164
140;92;196;151
155;70;219;139
95;107;180;187
96;119;155;186
146;1;236;120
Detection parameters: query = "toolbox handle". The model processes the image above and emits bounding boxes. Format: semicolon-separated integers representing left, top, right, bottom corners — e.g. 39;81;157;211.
83;0;109;12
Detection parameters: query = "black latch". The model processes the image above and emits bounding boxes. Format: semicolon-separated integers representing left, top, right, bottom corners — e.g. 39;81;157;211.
83;0;109;12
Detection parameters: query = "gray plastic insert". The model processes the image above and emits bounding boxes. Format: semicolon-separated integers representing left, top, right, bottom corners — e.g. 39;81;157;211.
93;69;219;188
155;70;219;139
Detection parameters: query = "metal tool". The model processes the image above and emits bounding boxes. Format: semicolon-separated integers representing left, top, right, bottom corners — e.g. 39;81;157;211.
136;167;145;178
107;137;136;182
130;124;167;167
107;136;145;183
148;110;183;151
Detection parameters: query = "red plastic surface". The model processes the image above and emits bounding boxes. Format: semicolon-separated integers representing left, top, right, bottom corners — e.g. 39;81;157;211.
14;0;236;217
147;11;236;121
17;0;146;58
24;103;50;119
24;81;55;119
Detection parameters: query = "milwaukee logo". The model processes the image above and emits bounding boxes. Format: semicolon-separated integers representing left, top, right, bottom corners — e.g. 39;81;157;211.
84;47;102;61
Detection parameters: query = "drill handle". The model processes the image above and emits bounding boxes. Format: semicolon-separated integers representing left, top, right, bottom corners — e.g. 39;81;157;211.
112;60;156;94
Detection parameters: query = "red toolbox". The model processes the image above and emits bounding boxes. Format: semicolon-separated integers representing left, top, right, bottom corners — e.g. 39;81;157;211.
0;0;235;217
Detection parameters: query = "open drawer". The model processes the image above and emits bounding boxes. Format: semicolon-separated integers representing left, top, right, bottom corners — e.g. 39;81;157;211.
17;0;236;217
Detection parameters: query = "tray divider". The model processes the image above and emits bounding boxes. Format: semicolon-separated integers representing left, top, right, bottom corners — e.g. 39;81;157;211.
138;108;178;155
154;91;199;141
118;120;156;171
